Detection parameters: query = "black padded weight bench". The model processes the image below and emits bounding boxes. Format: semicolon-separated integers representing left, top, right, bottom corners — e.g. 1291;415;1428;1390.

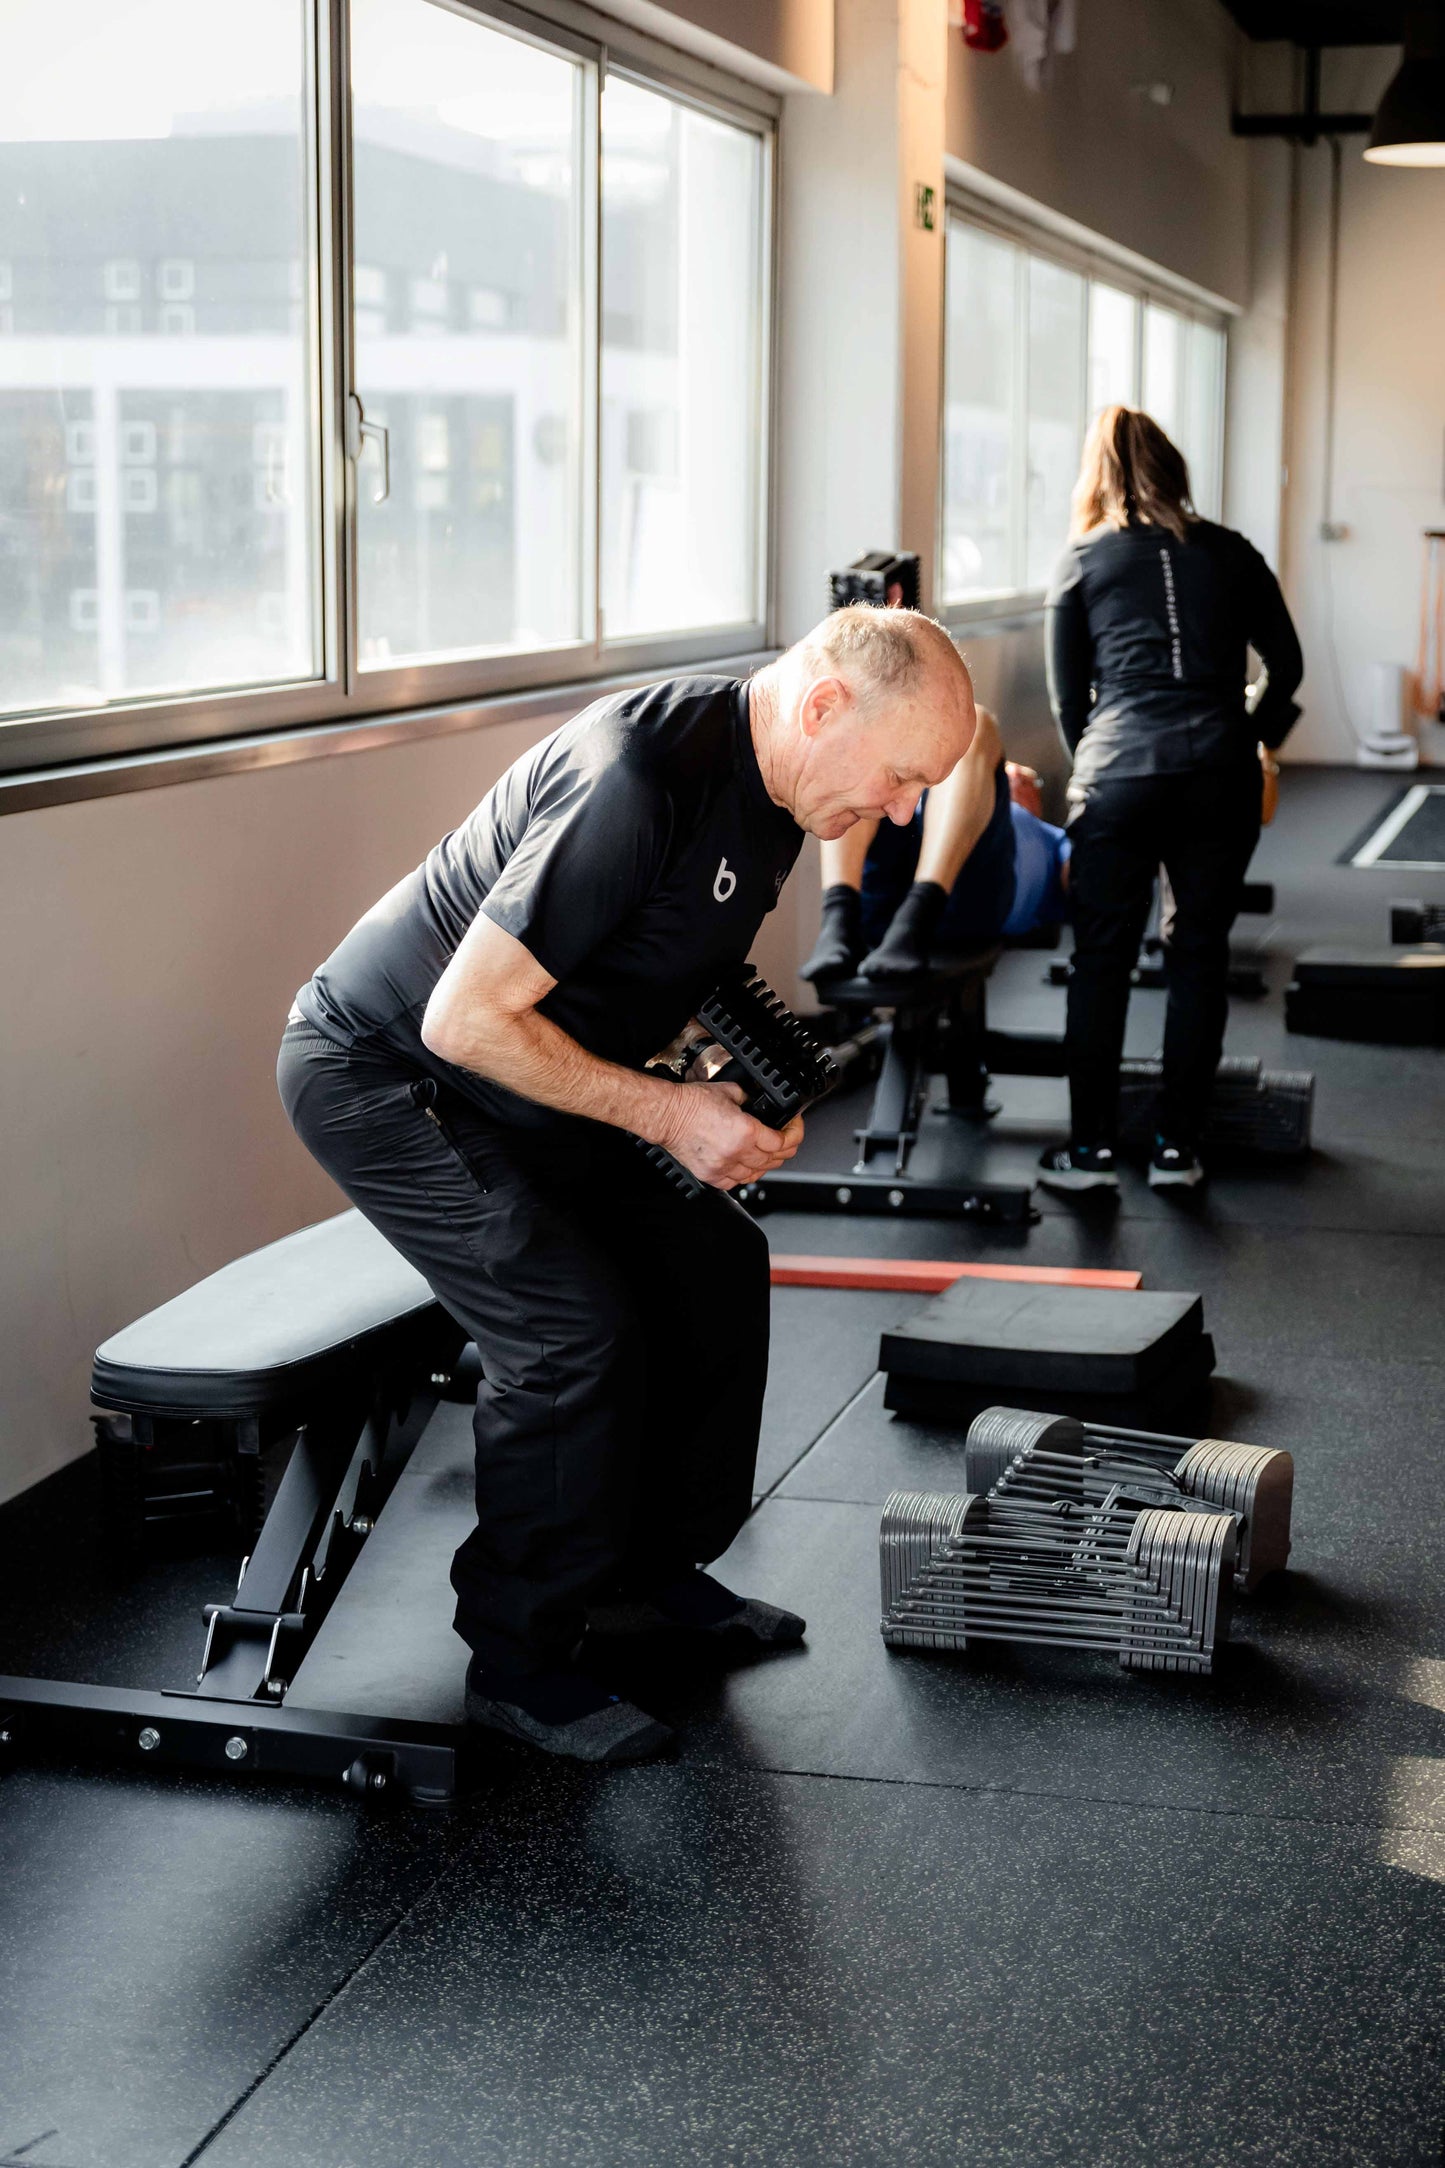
739;950;1035;1224
0;1212;480;1805
90;1212;464;1544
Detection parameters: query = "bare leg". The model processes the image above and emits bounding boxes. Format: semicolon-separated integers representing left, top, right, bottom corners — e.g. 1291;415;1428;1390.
861;708;1006;978
915;705;1004;890
819;816;881;894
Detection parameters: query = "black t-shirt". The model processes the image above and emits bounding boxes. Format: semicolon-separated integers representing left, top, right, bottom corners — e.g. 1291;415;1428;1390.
294;675;803;1127
1044;520;1303;787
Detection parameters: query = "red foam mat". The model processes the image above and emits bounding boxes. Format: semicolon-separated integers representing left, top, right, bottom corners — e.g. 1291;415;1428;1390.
769;1257;1144;1294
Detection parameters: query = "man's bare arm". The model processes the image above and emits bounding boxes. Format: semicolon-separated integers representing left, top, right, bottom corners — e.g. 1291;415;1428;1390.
421;912;801;1190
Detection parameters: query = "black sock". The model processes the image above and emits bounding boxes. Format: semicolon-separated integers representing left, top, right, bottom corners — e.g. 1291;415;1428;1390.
802;884;864;984
635;1569;743;1628
467;1657;622;1725
860;880;948;978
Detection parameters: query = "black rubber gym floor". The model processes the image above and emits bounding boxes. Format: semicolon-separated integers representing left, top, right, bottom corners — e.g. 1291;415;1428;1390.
2;767;1443;2168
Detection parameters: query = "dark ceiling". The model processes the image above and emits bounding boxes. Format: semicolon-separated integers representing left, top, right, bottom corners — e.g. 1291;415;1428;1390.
1220;1;1404;41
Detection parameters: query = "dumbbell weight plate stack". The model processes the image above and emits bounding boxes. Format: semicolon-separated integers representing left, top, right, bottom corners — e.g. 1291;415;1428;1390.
1121;1506;1237;1675
1174;1439;1293;1592
879;1490;976;1651
962;1406;1089;1499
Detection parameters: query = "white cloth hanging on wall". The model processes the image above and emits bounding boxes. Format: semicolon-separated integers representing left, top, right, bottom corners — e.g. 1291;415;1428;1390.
1011;0;1077;89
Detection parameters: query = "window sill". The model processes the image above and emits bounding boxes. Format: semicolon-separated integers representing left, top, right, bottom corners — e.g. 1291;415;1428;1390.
942;598;1048;638
0;645;778;817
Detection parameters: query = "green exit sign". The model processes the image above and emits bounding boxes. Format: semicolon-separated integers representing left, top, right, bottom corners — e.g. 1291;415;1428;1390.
914;183;936;231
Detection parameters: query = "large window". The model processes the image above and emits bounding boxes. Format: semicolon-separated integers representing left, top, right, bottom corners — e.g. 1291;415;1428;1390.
0;0;319;716
941;209;1229;612
600;76;766;641
349;0;587;668
0;0;774;766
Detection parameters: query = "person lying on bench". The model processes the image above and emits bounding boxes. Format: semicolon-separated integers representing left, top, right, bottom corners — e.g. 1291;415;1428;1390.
802;704;1070;985
278;608;976;1765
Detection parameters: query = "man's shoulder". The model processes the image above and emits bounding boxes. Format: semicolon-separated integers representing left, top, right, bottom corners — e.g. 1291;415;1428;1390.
502;674;741;822
600;672;742;741
559;673;743;785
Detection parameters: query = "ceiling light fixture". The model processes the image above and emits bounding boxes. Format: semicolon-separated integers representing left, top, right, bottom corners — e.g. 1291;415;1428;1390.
1365;2;1445;166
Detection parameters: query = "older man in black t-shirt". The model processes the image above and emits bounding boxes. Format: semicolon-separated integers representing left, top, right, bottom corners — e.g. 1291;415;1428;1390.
278;606;975;1764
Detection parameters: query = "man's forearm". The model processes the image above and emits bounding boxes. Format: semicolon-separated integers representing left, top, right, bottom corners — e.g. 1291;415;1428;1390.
432;1003;685;1147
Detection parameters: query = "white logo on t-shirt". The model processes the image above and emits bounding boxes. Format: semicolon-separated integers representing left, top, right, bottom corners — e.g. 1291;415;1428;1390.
713;857;737;903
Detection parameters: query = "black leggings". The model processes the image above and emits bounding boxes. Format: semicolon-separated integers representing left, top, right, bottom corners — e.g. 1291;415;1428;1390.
277;1023;770;1674
1065;767;1262;1147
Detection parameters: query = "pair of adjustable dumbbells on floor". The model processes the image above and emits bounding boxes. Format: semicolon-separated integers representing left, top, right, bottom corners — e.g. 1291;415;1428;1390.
880;1407;1293;1676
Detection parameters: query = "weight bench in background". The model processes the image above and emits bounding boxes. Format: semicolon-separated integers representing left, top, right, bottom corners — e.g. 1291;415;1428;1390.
1047;877;1278;1000
774;954;1312;1187
739;950;1037;1224
964;979;1315;1160
1;1212;477;1805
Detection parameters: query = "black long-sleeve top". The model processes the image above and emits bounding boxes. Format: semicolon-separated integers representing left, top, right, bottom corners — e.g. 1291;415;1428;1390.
1044;519;1303;787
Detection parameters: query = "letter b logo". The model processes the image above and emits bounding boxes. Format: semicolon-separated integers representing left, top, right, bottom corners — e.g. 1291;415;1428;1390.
713;857;737;903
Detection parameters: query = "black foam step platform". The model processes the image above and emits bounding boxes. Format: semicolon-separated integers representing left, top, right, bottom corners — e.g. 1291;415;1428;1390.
1391;900;1445;945
1286;947;1445;1045
878;1280;1206;1398
881;1336;1217;1430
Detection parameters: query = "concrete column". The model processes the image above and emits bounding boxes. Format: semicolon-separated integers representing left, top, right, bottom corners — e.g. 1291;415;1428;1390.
772;0;949;1004
775;0;949;645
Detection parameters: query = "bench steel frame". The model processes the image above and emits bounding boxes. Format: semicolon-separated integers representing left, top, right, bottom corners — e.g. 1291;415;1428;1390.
741;956;1036;1225
0;1363;473;1806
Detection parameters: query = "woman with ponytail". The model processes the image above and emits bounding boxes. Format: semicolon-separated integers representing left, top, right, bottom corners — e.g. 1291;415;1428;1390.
1039;406;1302;1194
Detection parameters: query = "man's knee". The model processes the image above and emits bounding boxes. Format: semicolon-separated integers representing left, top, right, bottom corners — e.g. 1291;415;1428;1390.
707;1191;769;1270
669;1194;769;1335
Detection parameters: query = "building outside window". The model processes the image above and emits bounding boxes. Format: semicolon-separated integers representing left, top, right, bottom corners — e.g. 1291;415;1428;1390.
0;0;317;717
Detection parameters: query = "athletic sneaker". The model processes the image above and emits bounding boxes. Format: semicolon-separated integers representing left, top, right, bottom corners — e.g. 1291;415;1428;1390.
1149;1139;1205;1190
464;1658;674;1764
588;1568;806;1651
1036;1143;1120;1193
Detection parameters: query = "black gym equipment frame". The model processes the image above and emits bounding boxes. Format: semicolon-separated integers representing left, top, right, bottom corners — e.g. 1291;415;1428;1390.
739;953;1037;1224
0;1371;474;1806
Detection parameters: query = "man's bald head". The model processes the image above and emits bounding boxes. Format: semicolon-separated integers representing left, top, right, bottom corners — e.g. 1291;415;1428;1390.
792;603;971;719
751;606;977;840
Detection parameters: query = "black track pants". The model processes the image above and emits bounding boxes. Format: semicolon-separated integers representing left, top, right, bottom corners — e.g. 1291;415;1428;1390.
1064;767;1262;1148
277;1021;770;1674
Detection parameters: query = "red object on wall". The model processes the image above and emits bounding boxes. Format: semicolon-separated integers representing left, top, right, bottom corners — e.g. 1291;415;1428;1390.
963;0;1009;53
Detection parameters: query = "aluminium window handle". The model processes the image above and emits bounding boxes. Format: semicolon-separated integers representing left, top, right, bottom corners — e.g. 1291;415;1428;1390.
345;392;390;504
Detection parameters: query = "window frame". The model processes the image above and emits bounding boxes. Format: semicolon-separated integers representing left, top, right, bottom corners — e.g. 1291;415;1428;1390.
938;189;1233;635
0;0;778;777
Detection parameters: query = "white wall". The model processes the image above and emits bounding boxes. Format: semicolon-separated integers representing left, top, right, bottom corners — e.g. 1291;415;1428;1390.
611;0;834;93
0;722;534;1503
1276;47;1445;765
0;707;804;1507
946;0;1249;306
